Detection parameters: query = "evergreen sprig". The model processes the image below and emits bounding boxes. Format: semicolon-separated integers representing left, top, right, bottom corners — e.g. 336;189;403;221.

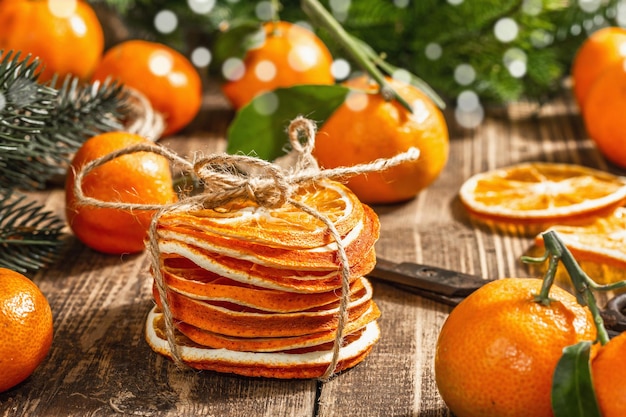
0;50;129;273
0;50;126;190
0;188;66;274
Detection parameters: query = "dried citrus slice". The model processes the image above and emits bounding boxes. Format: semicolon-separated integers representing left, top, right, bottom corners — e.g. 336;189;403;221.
158;179;364;248
530;207;626;287
159;204;379;271
160;248;376;293
145;307;380;379
175;304;380;352
152;278;374;338
459;162;626;235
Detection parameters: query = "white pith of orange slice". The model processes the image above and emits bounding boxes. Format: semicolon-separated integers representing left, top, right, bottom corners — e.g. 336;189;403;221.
459;163;626;234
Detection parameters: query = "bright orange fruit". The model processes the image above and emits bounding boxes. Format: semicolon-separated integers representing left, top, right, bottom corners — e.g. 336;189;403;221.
435;278;596;417
221;21;334;109
313;76;449;204
0;0;104;82
65;131;177;255
571;26;626;109
592;331;626;417
92;40;203;136
0;268;53;393
582;59;626;169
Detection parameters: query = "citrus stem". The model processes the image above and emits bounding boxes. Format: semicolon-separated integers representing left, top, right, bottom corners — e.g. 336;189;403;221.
300;0;414;113
539;231;611;345
534;253;560;306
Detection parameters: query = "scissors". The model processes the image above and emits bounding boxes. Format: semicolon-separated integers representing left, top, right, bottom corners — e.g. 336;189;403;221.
368;257;626;335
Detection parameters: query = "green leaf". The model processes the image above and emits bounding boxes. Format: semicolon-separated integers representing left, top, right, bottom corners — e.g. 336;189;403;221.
226;84;350;161
551;341;601;417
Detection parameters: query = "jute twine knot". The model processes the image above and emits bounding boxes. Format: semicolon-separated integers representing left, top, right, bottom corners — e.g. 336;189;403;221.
72;115;420;381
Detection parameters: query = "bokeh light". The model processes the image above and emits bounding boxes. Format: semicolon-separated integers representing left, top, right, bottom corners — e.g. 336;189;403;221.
410;99;430;124
155;10;178;34
255;1;274;20
455;90;484;129
70;16;87;36
425;43;442;60
494;18;519;43
191;47;212;68
288;45;318;72
222;57;245;81
530;29;554;48
454;63;476;86
331;58;351;80
447;0;464;6
579;0;602;13
148;51;174;76
394;0;410;8
255;60;277;82
503;48;527;78
47;0;76;18
345;91;369;112
392;68;412;85
522;0;542;16
253;92;279;116
188;0;216;14
330;0;351;22
616;2;626;26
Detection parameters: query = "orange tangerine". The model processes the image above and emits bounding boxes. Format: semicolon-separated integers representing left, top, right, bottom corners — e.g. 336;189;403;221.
221;21;334;109
435;278;596;417
0;268;53;393
571;26;626;109
591;331;626;417
314;76;449;204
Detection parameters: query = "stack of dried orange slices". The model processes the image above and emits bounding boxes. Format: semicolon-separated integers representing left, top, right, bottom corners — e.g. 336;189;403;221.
459;162;626;236
144;178;381;379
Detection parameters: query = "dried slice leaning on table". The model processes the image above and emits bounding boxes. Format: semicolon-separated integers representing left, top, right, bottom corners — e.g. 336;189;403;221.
527;206;626;288
459;162;626;236
145;178;382;379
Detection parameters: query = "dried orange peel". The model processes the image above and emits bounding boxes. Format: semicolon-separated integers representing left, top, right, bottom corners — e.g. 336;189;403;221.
459;162;626;235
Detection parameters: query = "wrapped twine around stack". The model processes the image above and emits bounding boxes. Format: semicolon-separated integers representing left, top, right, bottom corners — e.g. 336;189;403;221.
72;116;420;380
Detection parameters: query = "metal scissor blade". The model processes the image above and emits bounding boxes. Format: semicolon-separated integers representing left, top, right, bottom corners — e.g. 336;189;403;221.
368;257;492;304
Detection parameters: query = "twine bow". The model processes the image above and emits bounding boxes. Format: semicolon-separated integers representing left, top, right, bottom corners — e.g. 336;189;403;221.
73;116;420;381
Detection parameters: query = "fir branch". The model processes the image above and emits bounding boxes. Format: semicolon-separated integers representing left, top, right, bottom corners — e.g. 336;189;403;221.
0;50;127;190
0;188;67;274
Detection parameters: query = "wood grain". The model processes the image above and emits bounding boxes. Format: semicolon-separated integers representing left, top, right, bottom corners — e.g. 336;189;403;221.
1;92;614;417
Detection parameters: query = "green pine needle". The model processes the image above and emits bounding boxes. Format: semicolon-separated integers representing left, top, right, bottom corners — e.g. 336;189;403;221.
0;50;127;190
0;188;67;274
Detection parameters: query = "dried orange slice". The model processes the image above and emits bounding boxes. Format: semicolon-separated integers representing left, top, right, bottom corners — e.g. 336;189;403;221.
158;179;364;248
152;278;374;338
530;207;626;286
158;204;380;271
145;307;380;379
459;162;626;235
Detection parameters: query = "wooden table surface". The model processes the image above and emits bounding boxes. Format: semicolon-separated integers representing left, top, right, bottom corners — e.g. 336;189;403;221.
1;90;618;417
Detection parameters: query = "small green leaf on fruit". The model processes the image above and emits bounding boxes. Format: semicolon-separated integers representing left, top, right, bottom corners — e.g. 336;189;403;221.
226;84;350;161
551;341;601;417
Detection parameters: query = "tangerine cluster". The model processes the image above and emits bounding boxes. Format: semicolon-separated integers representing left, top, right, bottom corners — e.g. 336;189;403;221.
0;0;203;137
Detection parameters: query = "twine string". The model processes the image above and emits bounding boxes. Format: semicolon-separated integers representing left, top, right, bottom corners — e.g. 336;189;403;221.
72;116;420;379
